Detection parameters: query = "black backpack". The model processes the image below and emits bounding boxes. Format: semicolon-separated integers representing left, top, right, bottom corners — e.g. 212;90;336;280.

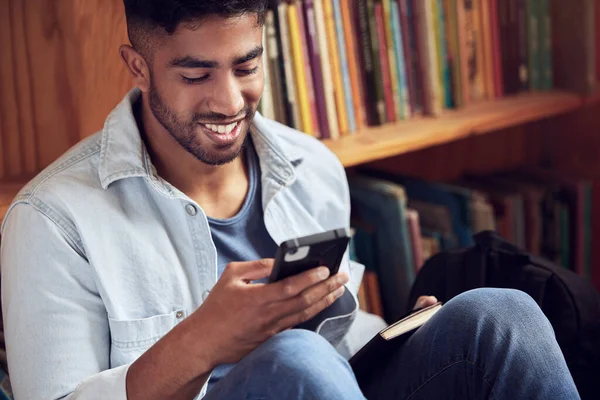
408;231;600;400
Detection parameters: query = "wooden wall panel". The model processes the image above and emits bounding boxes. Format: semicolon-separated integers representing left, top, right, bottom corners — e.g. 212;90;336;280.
0;0;131;180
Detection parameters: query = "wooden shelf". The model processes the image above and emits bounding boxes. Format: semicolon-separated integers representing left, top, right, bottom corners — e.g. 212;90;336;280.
323;91;583;167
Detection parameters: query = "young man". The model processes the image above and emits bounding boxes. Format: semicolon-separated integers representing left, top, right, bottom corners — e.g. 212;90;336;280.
0;1;580;399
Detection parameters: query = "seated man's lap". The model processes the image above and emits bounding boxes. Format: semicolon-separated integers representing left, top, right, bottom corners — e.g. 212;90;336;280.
206;289;579;400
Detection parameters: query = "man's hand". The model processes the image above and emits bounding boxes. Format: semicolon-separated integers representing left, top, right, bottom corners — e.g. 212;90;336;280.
413;295;439;310
192;259;349;369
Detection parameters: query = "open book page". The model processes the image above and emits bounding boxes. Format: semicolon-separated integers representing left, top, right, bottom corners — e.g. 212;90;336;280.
381;302;443;340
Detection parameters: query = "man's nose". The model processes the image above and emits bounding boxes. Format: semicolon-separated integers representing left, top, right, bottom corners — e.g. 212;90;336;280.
208;76;245;117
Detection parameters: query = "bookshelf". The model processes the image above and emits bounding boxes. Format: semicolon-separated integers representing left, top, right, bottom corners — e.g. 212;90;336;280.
323;91;582;167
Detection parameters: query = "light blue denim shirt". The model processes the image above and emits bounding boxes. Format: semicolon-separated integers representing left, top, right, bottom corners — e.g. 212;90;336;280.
0;89;367;400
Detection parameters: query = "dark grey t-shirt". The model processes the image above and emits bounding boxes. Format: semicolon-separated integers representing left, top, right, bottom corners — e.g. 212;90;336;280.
207;139;278;387
207;139;278;279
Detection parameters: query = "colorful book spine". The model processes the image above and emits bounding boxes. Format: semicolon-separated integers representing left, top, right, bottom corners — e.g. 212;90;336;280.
414;0;443;116
436;0;453;108
399;0;421;114
341;0;367;129
443;0;462;107
382;0;403;121
470;0;486;101
303;0;331;138
277;2;300;129
265;9;288;124
287;3;314;135
314;0;341;138
332;0;357;133
480;0;496;99
375;2;397;122
489;0;504;97
367;0;388;124
456;0;471;104
391;0;411;119
357;0;382;125
295;0;321;136
323;0;350;134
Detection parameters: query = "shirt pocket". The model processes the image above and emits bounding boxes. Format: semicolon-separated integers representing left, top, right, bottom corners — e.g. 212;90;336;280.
108;309;187;367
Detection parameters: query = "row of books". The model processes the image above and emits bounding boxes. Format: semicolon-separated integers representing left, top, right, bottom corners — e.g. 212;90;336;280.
348;168;594;323
259;0;600;140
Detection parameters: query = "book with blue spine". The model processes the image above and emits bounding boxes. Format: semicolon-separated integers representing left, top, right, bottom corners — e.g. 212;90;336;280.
437;0;453;107
349;175;415;322
391;0;411;119
332;0;357;132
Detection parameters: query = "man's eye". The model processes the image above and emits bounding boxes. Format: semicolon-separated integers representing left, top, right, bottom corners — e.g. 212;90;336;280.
237;66;259;76
182;75;209;84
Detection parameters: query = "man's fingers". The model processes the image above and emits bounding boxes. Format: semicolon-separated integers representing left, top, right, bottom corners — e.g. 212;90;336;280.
414;295;438;310
225;259;274;281
273;273;349;320
268;266;333;300
276;285;346;329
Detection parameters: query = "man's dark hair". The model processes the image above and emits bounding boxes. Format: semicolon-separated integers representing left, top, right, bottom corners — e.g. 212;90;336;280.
123;0;268;54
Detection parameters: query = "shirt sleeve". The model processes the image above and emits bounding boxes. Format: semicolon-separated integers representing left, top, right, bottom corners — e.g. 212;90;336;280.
1;203;129;400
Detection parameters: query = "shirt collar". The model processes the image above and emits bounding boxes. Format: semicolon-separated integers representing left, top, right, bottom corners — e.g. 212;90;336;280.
98;88;303;190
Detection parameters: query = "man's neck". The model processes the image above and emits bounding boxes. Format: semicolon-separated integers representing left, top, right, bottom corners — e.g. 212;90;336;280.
135;98;250;219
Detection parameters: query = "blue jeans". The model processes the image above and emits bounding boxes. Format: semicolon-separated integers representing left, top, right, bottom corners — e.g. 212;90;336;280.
204;288;580;399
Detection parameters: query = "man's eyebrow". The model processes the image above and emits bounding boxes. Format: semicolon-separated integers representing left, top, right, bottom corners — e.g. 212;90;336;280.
233;46;264;66
168;56;219;69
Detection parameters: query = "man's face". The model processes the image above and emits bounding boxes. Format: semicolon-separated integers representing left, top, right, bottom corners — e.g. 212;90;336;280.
146;15;264;166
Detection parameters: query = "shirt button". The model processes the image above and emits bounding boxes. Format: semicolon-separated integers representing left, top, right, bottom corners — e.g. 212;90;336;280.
185;204;197;216
202;290;211;301
176;311;184;319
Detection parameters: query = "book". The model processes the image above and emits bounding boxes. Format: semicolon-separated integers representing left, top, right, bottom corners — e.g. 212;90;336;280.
295;0;321;136
382;0;403;120
277;2;301;129
287;2;314;135
399;0;423;114
349;302;443;387
341;0;367;129
265;9;288;124
356;0;383;125
551;0;596;95
303;0;331;138
314;0;341;138
406;208;425;271
489;0;504;97
413;0;443;116
333;0;357;133
390;0;412;119
374;2;397;122
349;175;415;322
324;0;350;134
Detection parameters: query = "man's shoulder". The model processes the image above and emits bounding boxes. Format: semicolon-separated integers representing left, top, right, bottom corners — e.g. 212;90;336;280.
2;132;104;231
18;132;103;198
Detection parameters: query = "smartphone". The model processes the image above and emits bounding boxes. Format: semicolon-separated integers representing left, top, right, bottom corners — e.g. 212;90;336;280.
268;228;351;283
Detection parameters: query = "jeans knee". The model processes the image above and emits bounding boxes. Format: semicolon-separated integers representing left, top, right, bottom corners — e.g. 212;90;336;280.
254;329;349;375
444;288;551;334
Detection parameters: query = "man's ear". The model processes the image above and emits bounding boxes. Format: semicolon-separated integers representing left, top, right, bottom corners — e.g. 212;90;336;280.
120;45;151;92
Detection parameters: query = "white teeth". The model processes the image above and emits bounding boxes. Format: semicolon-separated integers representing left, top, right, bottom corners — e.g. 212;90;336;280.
204;122;238;134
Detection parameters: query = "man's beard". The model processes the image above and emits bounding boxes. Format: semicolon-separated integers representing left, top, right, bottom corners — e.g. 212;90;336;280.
148;85;254;166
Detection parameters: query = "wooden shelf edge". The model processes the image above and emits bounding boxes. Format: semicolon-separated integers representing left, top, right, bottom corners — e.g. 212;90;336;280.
323;91;583;168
